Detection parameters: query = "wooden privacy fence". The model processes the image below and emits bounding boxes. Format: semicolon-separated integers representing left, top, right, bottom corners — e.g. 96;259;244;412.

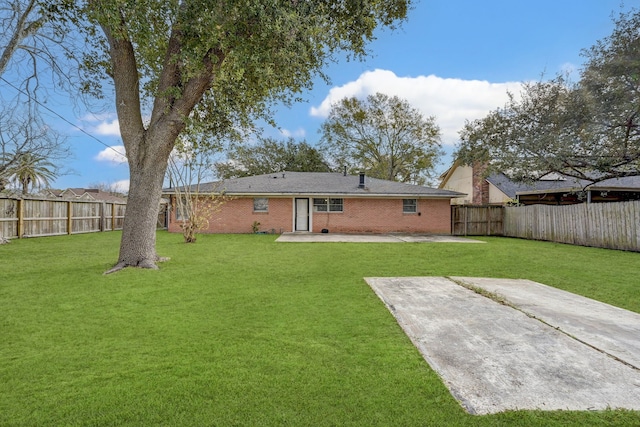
503;201;640;252
0;196;126;239
451;205;504;236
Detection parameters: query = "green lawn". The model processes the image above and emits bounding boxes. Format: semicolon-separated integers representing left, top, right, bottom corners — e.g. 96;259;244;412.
1;232;639;426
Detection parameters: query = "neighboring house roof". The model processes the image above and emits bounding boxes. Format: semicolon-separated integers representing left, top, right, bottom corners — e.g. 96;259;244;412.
46;189;65;197
486;173;640;198
164;171;465;199
47;188;127;203
484;173;585;199
508;175;640;196
441;160;640;196
437;159;462;188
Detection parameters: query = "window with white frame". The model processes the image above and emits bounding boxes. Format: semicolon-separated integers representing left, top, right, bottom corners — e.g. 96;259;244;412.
403;199;417;213
253;197;269;212
313;198;343;212
175;196;190;220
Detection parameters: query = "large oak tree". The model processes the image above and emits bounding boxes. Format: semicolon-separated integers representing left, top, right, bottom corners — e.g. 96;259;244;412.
319;92;442;185
82;0;411;272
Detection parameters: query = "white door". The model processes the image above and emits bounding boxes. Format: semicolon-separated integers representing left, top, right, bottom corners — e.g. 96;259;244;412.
295;198;309;231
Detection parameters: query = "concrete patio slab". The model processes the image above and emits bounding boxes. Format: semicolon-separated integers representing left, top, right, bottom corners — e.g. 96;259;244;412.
365;276;640;415
276;233;483;243
451;277;640;370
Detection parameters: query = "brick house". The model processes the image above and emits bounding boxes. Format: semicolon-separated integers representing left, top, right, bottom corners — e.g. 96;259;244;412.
163;171;464;234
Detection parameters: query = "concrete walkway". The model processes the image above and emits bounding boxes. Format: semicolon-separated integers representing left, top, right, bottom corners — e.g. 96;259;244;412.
276;233;483;243
365;276;640;415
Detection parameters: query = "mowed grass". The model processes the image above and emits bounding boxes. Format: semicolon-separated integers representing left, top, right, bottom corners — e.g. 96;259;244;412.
1;231;639;426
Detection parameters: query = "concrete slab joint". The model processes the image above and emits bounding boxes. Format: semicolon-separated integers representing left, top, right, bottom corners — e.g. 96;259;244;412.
365;276;640;415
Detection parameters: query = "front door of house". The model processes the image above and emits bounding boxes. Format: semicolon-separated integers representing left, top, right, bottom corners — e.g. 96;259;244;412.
295;198;309;231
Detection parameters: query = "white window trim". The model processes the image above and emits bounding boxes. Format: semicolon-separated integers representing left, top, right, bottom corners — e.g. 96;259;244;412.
403;198;418;213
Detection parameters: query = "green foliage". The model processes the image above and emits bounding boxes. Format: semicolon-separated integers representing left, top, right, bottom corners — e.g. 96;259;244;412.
456;8;640;184
81;0;413;268
216;137;331;179
82;0;412;145
320;92;442;185
1;232;639;425
10;152;58;194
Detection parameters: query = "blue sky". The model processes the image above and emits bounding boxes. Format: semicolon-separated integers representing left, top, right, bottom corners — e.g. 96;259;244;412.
28;0;634;191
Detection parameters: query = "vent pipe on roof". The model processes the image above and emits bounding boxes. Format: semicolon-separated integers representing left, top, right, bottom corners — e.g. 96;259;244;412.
358;172;365;188
343;166;347;176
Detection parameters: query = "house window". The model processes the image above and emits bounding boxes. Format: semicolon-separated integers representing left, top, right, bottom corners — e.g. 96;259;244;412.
175;197;190;220
403;199;417;213
313;198;343;212
253;197;269;212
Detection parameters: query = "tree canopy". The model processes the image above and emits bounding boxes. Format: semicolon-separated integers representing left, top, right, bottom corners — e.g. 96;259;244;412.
456;9;640;184
81;0;412;271
216;137;330;179
319;92;442;185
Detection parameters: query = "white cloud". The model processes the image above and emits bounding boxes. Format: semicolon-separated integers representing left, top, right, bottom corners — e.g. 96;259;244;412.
95;145;128;165
110;179;130;193
279;127;306;138
94;119;121;136
79;113;121;137
310;69;524;146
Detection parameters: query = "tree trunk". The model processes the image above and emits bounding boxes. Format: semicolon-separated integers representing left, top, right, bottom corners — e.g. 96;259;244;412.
105;142;170;273
98;11;219;274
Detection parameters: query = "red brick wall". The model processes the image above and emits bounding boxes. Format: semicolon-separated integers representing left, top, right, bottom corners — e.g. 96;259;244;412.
312;198;451;234
168;196;452;234
168;197;294;234
472;162;490;205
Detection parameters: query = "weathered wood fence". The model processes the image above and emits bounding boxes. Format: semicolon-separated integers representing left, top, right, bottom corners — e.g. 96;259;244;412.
0;196;126;239
451;205;504;236
503;201;640;252
452;201;640;252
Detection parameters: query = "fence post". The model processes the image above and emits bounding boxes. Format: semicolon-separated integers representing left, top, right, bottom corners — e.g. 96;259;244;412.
112;204;116;231
17;198;24;239
100;202;106;232
464;206;468;236
67;201;73;235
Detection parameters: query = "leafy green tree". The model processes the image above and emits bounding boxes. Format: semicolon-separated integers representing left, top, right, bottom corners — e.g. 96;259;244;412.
456;9;640;184
10;152;57;194
216;137;330;179
319;92;442;185
81;0;411;272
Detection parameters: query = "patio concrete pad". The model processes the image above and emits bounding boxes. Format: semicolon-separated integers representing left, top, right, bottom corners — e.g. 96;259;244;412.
451;277;640;370
276;233;483;243
365;276;640;415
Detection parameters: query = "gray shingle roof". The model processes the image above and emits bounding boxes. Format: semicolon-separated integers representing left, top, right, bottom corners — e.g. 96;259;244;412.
164;172;464;198
487;173;640;198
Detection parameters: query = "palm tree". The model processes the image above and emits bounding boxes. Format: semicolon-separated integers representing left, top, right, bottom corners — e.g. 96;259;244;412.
10;153;57;195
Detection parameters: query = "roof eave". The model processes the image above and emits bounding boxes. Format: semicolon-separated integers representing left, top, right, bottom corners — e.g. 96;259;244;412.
162;190;463;199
